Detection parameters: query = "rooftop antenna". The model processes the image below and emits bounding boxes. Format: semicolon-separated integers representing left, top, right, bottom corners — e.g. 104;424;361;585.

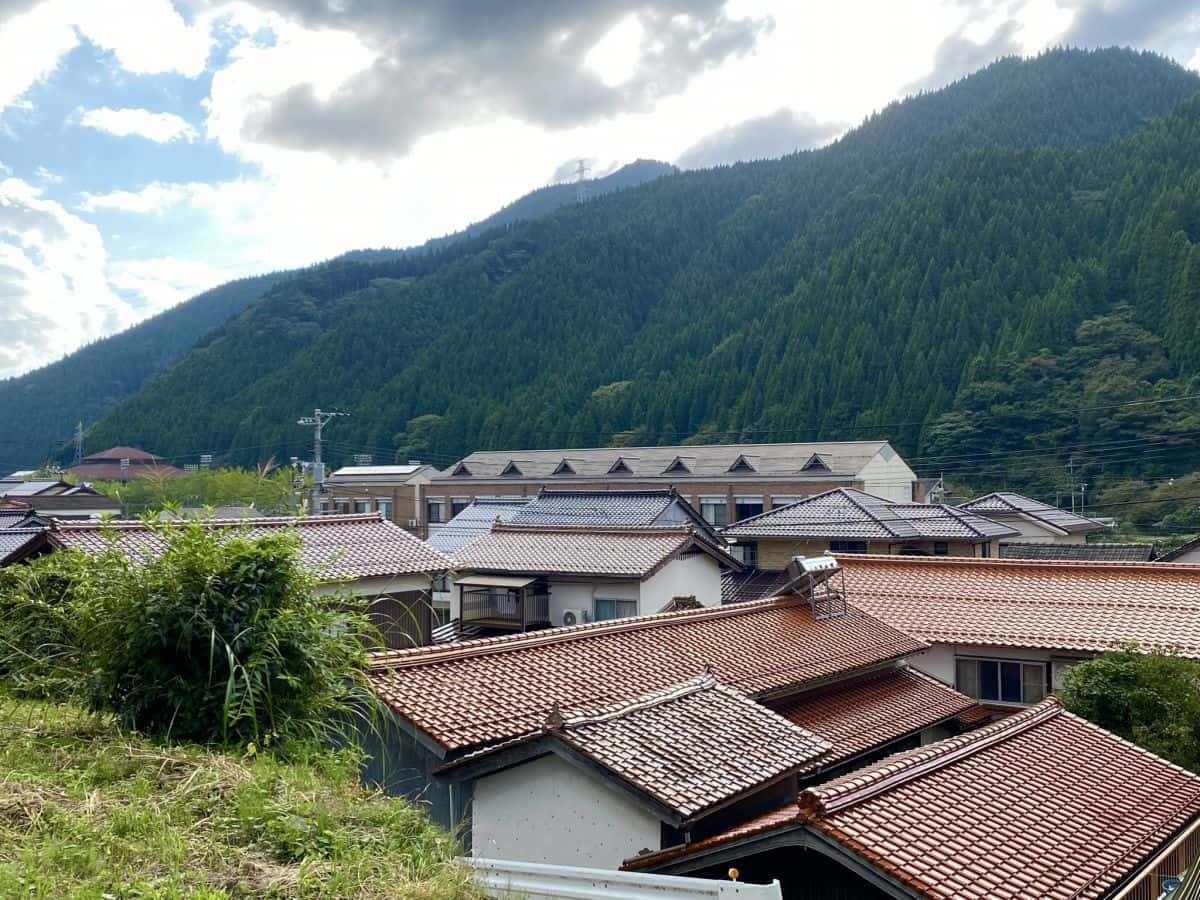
574;158;590;203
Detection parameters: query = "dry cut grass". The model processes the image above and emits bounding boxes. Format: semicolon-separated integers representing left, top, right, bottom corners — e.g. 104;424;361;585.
0;700;482;899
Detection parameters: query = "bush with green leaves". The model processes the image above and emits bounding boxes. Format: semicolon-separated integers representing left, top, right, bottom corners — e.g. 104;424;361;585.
0;522;378;748
1060;646;1200;771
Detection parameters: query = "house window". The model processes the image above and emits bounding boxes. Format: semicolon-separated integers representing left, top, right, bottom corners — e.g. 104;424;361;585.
354;499;371;514
318;498;331;513
771;496;802;510
376;499;393;520
432;604;450;628
933;541;949;556
451;497;470;517
594;598;638;621
334;499;351;514
980;541;991;558
733;496;764;522
426;497;446;524
431;572;449;593
699;497;728;527
730;541;758;566
829;540;868;554
956;657;1046;705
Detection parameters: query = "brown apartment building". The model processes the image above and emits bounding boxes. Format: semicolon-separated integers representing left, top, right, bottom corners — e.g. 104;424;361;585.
323;464;438;535
422;441;921;537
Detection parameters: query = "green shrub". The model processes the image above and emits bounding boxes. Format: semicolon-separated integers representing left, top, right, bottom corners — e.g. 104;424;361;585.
1060;646;1200;771
0;522;379;749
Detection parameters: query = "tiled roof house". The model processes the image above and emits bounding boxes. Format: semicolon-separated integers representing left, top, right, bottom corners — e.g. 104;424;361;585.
50;513;451;649
958;490;1105;544
365;583;980;869
837;554;1200;708
627;699;1200;900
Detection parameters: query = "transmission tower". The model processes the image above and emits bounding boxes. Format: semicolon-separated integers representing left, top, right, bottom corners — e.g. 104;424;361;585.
297;408;348;513
72;421;84;466
574;158;591;203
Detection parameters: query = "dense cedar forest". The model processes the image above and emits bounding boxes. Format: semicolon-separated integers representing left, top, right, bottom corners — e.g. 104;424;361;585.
0;162;673;472
25;49;1200;507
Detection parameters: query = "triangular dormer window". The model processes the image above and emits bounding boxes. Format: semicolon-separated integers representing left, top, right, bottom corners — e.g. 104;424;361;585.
801;454;831;473
608;457;632;475
552;459;576;475
662;457;690;475
728;454;756;474
450;462;472;477
500;461;523;477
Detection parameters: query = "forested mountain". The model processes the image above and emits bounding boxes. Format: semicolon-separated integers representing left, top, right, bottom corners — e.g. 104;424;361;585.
85;49;1200;500
0;161;673;472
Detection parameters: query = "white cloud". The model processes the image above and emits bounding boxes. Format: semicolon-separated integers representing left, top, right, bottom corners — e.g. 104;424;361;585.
108;256;234;315
34;165;61;183
79;181;200;214
0;176;134;377
0;1;75;113
79;106;198;143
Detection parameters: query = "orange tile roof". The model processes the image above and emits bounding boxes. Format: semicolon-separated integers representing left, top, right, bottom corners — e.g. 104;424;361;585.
771;667;977;772
367;597;927;754
801;699;1200;899
50;513;451;580
838;554;1200;658
627;700;1200;895
549;675;831;820
452;522;734;577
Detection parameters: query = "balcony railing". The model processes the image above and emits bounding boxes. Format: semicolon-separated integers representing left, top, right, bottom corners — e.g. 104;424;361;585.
461;586;551;630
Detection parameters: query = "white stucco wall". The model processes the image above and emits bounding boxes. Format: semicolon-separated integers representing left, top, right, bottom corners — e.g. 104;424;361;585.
641;554;723;609
990;513;1086;544
548;580;639;626
857;444;917;502
313;573;429;597
471;753;662;869
1169;546;1200;564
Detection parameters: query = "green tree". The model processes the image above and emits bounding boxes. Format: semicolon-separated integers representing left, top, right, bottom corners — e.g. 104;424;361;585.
1060;647;1200;771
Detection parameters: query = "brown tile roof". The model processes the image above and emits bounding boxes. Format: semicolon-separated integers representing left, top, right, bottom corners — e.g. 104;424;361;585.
838;554;1200;658
627;700;1200;893
367;597;927;754
451;522;736;578
549;675;830;821
959;491;1104;534
770;667;978;772
722;488;1017;541
49;513;450;580
1000;541;1155;562
799;699;1200;899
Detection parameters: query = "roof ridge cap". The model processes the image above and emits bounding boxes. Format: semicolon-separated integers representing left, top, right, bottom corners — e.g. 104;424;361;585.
492;522;692;534
802;698;1062;817
559;673;717;727
368;595;805;670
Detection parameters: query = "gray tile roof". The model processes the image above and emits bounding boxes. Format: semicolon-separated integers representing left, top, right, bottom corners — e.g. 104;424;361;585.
0;528;47;564
959;491;1105;534
722;489;1018;541
1001;542;1155;562
433;441;894;481
426;498;531;554
507;489;720;540
0;509;34;529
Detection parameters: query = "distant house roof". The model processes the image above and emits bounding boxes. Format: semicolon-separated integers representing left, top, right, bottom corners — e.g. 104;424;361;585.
0;479;74;497
367;596;927;754
0;528;49;565
770;667;976;774
426;498;531;554
432;441;902;482
1157;536;1200;563
0;508;37;529
959;490;1105;534
68;445;183;480
722;488;1017;541
627;699;1200;898
446;675;834;824
49;513;450;581
1001;541;1155;562
839;554;1200;658
451;523;737;579
328;464;430;481
509;489;718;539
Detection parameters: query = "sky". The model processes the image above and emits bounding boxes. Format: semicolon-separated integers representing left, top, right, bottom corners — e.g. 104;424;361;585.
1;0;1198;380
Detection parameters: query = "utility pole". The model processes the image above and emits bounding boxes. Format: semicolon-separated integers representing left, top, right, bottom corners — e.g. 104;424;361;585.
1080;481;1087;517
1067;458;1076;513
73;421;84;466
297;408;348;514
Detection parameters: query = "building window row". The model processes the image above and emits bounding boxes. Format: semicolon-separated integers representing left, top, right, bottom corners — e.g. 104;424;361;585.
956;657;1046;705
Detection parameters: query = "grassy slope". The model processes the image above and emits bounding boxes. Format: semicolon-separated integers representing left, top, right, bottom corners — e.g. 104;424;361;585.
0;700;480;899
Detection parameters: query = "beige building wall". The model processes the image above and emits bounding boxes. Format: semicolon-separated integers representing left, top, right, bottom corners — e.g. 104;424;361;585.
748;537;985;569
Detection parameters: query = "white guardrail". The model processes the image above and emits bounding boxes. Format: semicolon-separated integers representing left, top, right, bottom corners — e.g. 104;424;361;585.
466;857;783;900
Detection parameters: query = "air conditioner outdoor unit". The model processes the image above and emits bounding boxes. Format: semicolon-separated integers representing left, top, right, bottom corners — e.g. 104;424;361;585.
562;609;591;627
